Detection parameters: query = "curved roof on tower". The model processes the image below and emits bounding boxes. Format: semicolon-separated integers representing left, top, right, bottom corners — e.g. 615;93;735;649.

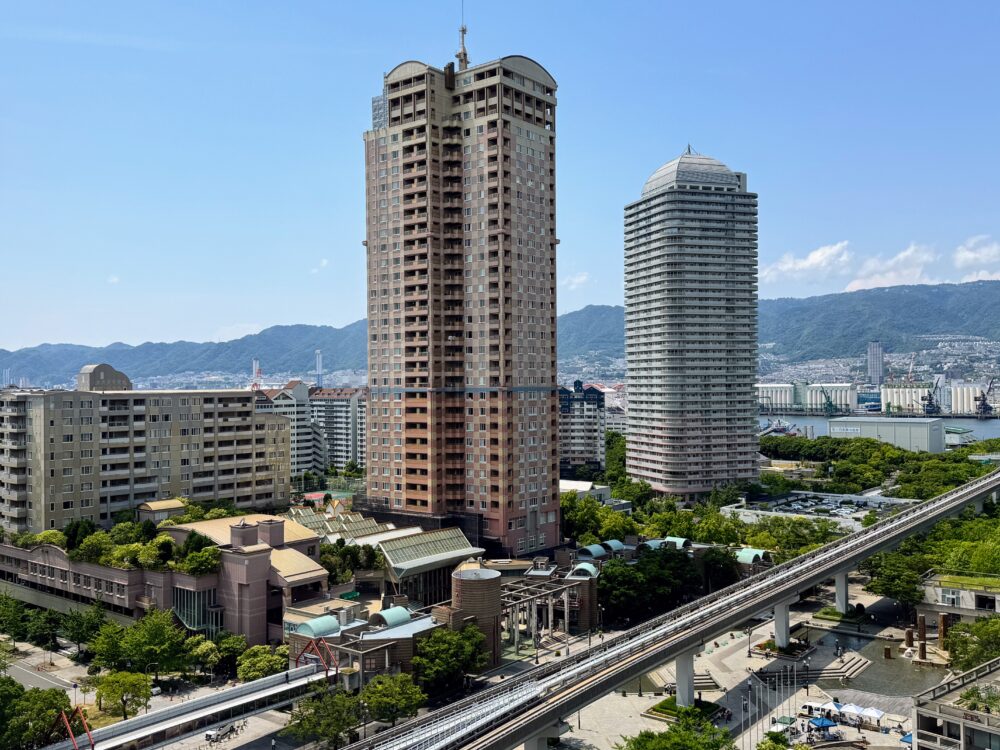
642;150;740;196
296;615;341;639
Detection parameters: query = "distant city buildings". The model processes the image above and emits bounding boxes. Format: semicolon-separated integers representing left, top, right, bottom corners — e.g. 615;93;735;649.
309;387;367;469
254;380;327;475
867;340;885;385
361;42;560;556
0;364;291;534
624;149;759;497
557;381;606;478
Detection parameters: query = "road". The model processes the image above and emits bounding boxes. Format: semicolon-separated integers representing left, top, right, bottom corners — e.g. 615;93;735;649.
8;657;74;692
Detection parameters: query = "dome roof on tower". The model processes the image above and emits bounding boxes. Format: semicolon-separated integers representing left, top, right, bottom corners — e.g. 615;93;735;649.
641;149;740;196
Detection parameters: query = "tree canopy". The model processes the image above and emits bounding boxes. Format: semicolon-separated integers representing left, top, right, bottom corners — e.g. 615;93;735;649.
615;707;736;750
411;625;488;695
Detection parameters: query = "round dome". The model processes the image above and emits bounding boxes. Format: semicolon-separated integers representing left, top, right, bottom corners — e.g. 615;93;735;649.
642;150;739;196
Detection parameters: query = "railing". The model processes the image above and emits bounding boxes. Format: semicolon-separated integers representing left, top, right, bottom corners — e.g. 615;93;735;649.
45;665;320;750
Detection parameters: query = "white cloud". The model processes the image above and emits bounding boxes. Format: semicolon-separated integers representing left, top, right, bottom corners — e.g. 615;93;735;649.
845;243;938;292
560;272;590;291
954;235;1000;269
309;258;330;275
760;241;852;283
106;275;120;285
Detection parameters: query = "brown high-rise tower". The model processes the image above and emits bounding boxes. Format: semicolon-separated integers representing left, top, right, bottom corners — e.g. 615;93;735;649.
363;42;559;556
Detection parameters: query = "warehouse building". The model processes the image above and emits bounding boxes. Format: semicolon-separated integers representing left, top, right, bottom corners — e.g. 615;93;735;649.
827;417;945;453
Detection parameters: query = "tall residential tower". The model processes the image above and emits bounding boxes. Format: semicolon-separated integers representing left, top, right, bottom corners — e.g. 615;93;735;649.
867;341;885;385
624;149;759;497
362;41;559;556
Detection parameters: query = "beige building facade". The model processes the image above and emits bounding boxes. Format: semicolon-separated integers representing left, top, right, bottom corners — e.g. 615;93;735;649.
362;43;560;555
0;365;291;534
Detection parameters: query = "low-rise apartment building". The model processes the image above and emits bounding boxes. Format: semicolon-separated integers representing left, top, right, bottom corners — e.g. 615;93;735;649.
308;387;367;470
0;364;291;533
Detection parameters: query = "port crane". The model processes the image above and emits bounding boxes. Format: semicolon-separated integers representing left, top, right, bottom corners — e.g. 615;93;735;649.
818;386;841;417
975;378;996;419
921;384;942;415
905;352;916;383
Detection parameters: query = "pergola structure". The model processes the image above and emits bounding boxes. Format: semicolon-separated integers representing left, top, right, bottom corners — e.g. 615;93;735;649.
500;576;585;654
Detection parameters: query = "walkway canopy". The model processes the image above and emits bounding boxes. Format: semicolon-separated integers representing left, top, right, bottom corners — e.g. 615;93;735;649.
810;717;837;729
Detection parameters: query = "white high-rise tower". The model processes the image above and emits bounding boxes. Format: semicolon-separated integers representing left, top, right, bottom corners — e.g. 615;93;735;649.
624;149;759;497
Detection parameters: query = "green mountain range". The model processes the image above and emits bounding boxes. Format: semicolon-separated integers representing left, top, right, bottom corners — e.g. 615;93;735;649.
4;281;1000;386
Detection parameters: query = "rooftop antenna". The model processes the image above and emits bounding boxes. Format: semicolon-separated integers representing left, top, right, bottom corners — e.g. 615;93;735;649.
685;143;695;155
457;0;469;70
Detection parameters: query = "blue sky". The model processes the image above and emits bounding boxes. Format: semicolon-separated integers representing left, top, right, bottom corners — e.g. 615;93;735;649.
3;1;998;350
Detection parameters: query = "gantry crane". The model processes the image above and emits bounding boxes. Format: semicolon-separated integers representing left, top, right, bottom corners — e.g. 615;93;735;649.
975;378;996;419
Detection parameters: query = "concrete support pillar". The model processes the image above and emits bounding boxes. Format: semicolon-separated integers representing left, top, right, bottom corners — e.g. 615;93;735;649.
939;613;949;644
905;628;914;648
520;736;549;750
918;641;927;661
675;650;695;708
548;598;555;638
774;601;791;649
918;614;927;642
835;571;850;614
514;603;521;653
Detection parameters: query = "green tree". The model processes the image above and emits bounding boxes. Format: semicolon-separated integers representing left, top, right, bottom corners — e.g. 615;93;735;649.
945;616;1000;671
615;708;736;750
26;609;63;651
283;686;359;749
92;622;128;671
63;519;98;551
108;522;143;545
0;675;26;733
96;671;152;720
185;635;220;675
236;644;289;682
180;531;215;557
701;547;741;593
121;609;188;679
862;552;924;609
215;632;248;677
2;686;77;750
360;673;426;726
0;591;27;640
71;530;114;564
60;603;104;655
411;625;487;695
179;546;221;575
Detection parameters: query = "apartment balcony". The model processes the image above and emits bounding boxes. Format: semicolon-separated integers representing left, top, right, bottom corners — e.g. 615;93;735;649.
0;455;27;469
3;506;28;519
0;439;26;450
0;407;26;417
0;488;28;503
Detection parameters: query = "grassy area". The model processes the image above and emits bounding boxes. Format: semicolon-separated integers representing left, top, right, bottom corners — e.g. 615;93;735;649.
937;574;1000;592
814;606;863;623
650;696;720;719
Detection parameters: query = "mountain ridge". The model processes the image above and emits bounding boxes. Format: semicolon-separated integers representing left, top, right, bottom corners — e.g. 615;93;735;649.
4;281;1000;386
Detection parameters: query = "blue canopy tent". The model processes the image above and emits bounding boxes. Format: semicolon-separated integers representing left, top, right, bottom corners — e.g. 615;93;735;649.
810;717;837;729
900;733;913;745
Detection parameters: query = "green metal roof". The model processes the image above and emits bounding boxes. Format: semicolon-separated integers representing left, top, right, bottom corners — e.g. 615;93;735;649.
296;615;341;638
377;606;411;627
664;536;691;548
569;562;600;578
602;539;625;552
578;543;607;559
736;548;767;564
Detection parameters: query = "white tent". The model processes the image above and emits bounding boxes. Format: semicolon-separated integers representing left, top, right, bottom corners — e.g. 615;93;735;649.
862;707;886;721
820;701;842;714
841;704;865;716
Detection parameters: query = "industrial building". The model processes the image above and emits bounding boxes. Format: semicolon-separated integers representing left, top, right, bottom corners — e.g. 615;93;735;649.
0;364;292;534
624;149;759;497
362;43;560;556
828;417;945;453
757;382;857;414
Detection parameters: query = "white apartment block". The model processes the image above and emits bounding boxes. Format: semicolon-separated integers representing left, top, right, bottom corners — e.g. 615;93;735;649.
309;387;367;469
255;380;327;476
0;364;291;533
558;381;606;477
624;149;759;497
